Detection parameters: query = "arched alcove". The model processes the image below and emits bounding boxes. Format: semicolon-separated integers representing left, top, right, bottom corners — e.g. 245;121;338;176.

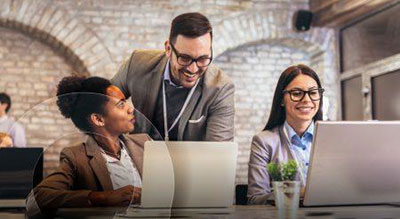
0;27;84;175
0;0;114;77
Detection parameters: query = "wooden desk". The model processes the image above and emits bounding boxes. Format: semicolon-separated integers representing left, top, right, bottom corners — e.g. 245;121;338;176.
2;205;400;218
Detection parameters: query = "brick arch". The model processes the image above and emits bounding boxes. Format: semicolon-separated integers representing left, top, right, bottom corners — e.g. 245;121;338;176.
0;0;113;77
216;37;325;60
213;12;334;58
215;35;338;120
213;12;338;118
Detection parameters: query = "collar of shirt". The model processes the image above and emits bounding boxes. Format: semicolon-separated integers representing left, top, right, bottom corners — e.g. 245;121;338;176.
284;121;314;150
163;60;183;88
100;141;128;163
0;115;8;123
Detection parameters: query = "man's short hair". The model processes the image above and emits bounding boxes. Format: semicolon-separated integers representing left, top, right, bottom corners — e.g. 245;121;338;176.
0;93;11;113
169;12;213;44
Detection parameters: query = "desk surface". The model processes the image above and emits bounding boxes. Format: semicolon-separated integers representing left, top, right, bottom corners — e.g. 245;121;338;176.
2;205;400;218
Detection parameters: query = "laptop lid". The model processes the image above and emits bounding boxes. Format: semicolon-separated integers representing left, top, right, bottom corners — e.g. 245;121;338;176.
140;141;238;208
0;148;43;200
303;121;400;206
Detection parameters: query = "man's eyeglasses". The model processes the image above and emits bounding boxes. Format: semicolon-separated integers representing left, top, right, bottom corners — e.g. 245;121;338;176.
170;43;213;68
283;88;325;102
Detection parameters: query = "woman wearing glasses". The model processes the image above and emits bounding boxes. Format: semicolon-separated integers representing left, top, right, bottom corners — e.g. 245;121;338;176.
247;64;324;204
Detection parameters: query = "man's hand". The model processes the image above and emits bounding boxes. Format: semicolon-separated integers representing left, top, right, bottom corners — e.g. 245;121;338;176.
89;185;141;206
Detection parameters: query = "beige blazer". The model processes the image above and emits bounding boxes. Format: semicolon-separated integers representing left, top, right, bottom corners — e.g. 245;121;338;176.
111;50;235;141
31;134;149;210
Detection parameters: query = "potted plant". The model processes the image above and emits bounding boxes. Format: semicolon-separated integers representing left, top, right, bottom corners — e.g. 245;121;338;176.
267;160;300;216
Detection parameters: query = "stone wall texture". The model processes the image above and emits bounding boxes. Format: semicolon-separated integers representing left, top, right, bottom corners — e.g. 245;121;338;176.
0;0;339;184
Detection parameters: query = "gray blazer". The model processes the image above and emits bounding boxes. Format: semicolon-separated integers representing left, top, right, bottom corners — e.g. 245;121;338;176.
111;49;235;141
247;125;297;205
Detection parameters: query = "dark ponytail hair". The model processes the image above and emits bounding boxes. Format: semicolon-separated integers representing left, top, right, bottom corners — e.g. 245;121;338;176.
264;64;323;131
56;76;111;133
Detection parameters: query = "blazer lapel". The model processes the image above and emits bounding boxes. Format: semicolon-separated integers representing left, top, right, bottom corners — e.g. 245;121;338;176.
278;125;296;161
140;56;168;122
177;80;203;140
85;136;114;191
120;135;144;177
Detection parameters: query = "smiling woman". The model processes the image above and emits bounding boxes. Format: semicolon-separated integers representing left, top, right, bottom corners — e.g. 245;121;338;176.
247;64;324;205
26;76;151;216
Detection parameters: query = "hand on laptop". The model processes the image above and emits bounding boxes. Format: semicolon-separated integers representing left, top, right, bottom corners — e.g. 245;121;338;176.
131;186;142;204
88;185;141;206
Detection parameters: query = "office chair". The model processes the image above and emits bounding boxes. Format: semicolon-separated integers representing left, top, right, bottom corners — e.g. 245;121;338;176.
235;184;248;205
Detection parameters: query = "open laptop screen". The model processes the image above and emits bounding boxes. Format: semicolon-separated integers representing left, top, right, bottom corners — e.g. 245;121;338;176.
0;148;43;199
303;121;400;206
140;141;238;208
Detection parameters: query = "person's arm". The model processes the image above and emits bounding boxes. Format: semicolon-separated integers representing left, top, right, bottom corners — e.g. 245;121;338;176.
89;186;141;206
247;134;273;205
10;122;26;147
31;148;92;210
204;82;235;141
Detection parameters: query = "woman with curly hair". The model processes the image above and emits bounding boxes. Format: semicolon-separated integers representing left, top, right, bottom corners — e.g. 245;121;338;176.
27;76;150;214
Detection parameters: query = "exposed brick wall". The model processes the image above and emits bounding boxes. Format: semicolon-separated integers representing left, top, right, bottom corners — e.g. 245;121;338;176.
0;0;339;181
0;27;83;173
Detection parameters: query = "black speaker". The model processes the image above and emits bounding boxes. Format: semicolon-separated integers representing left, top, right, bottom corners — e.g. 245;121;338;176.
294;10;313;31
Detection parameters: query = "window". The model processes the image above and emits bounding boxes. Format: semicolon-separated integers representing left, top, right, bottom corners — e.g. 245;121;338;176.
341;77;363;120
372;70;400;120
339;2;400;120
340;3;400;72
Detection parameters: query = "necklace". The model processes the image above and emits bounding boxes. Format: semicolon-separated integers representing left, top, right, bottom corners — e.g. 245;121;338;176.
98;140;122;160
102;148;121;160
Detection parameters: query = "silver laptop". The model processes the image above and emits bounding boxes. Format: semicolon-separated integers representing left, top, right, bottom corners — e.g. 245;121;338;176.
138;141;238;209
303;121;400;206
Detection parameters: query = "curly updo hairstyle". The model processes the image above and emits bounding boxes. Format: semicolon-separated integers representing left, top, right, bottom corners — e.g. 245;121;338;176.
56;76;112;133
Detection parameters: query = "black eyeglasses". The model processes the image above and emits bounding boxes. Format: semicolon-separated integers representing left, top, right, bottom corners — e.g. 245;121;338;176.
283;88;325;102
170;43;213;67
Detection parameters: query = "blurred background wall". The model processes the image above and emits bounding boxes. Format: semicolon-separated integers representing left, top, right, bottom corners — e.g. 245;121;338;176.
7;0;393;184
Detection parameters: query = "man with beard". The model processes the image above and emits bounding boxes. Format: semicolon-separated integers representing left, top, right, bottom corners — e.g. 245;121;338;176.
112;12;234;141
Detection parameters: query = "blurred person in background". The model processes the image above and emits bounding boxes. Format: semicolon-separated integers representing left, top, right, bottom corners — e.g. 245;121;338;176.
0;92;26;147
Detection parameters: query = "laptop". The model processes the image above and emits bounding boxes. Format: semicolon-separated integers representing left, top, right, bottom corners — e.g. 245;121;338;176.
303;121;400;206
0;147;43;208
136;141;238;209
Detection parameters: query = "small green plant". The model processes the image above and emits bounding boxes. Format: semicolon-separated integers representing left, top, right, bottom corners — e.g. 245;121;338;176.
267;160;298;181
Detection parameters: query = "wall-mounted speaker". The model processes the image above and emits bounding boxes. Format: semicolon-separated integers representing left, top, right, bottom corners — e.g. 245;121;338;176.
294;10;313;31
